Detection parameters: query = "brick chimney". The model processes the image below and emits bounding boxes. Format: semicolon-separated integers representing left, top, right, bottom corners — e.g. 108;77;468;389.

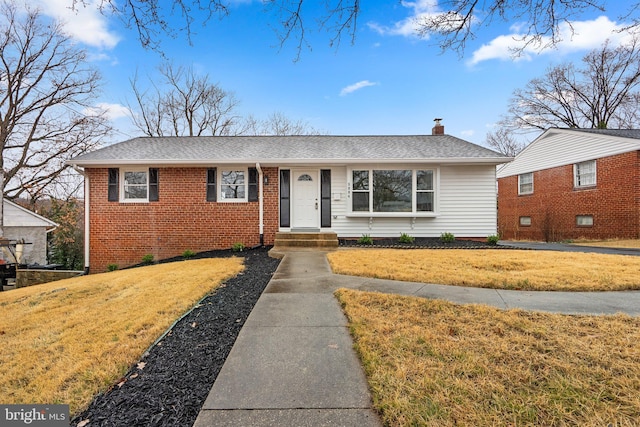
432;118;444;135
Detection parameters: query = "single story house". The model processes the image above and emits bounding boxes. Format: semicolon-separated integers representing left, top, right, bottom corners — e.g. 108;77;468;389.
497;128;640;241
68;121;510;273
1;199;58;265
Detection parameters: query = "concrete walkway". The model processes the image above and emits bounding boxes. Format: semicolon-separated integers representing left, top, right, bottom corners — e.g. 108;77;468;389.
194;247;640;427
193;250;383;427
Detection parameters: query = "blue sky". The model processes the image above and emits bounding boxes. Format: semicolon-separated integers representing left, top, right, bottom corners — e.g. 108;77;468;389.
33;0;636;147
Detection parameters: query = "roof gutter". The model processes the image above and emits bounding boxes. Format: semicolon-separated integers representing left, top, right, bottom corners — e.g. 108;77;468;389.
68;157;513;168
72;165;90;274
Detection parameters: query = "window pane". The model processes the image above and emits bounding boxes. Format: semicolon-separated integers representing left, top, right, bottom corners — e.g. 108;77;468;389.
373;170;412;212
519;173;533;194
123;171;148;200
520;216;532;226
222;171;245;185
352;170;369;190
576;215;593;226
352;192;369;211
221;185;245;199
124;186;147;199
124;171;147;185
576;161;596;186
417;192;433;212
417;170;433;191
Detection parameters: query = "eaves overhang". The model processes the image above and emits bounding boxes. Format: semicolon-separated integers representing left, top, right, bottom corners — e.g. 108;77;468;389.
67;156;512;168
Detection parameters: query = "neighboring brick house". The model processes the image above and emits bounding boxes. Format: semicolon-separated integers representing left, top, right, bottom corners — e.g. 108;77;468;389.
68;122;510;273
497;128;640;241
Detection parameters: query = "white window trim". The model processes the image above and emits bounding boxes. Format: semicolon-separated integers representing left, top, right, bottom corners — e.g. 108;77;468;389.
574;160;597;188
219;167;248;202
346;167;439;217
518;172;534;195
121;168;149;203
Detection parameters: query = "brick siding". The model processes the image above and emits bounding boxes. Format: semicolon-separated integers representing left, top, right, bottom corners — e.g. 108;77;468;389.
87;167;279;273
498;151;640;241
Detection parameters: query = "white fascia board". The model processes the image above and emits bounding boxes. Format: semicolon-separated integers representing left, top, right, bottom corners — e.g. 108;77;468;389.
4;199;58;228
69;157;512;168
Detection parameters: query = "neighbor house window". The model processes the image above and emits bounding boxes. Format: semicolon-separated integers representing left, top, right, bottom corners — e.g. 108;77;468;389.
576;215;594;226
121;168;158;202
518;172;533;195
520;216;532;226
350;168;436;213
574;160;596;188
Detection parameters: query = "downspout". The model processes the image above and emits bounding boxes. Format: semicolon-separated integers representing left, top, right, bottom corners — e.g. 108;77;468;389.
256;162;264;246
73;165;90;274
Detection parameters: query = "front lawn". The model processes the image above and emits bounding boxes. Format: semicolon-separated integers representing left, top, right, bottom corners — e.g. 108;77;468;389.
336;289;640;426
0;258;244;415
570;239;640;249
327;249;640;291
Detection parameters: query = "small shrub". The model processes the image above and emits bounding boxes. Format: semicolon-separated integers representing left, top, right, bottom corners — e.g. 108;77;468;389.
141;254;154;265
357;234;374;245
440;232;455;243
399;233;415;244
232;242;245;252
486;234;500;246
107;263;118;272
182;249;196;259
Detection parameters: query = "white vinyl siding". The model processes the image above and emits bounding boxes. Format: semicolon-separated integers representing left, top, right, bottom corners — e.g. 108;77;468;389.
497;129;640;179
326;164;498;238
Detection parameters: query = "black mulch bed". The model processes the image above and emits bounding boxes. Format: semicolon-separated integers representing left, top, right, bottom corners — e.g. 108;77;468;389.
339;236;506;249
71;246;280;427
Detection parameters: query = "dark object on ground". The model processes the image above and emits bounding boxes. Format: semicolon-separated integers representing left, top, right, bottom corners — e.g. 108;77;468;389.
71;247;280;427
339;237;503;249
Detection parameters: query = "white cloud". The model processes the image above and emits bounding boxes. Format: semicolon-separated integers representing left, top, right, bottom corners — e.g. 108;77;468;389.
368;0;438;38
85;103;131;120
340;80;379;96
468;16;633;65
460;129;475;138
33;0;120;49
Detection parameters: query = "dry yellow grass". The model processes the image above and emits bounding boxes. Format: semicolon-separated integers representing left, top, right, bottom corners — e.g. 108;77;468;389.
571;239;640;249
0;257;244;415
336;288;640;426
327;249;640;291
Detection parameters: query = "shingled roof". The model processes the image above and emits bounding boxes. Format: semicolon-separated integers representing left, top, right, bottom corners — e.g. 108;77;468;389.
68;135;510;167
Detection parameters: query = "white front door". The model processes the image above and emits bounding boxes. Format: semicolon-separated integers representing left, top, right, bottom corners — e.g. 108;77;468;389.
291;169;319;229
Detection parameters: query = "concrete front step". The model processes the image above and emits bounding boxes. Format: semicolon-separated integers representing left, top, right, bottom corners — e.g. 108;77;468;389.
274;232;339;248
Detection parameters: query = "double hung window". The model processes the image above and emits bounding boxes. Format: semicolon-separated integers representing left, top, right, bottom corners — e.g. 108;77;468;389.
518;172;533;195
574;160;596;188
111;168;158;202
221;170;246;200
206;167;258;202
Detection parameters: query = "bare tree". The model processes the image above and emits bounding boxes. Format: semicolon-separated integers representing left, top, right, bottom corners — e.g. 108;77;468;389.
79;0;640;57
501;38;640;133
240;112;325;135
485;128;526;157
0;1;110;227
128;63;241;136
